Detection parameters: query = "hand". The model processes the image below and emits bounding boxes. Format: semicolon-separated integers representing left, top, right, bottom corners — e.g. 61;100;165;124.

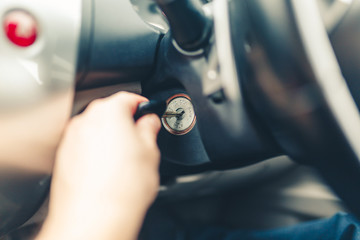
37;92;161;240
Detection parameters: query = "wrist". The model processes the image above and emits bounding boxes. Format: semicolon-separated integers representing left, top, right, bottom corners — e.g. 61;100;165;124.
37;197;148;240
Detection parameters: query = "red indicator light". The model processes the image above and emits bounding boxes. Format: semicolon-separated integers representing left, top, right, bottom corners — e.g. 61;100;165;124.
3;11;38;47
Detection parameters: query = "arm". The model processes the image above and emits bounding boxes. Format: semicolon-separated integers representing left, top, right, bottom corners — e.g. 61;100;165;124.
36;92;161;240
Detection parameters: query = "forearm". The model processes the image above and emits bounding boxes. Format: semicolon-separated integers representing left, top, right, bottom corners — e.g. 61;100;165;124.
36;200;148;240
34;92;161;240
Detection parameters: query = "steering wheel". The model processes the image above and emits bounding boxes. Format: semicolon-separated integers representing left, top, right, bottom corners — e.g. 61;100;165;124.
236;0;360;216
1;0;360;235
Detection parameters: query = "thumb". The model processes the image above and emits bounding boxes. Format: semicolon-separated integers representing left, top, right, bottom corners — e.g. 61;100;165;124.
136;114;161;147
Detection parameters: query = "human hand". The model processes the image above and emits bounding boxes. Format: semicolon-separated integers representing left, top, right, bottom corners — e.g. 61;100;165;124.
37;92;161;240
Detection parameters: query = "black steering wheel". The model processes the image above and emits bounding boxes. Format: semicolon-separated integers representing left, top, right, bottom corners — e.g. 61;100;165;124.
236;0;360;216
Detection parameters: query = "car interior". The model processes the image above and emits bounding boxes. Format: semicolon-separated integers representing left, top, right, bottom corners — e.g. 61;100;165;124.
0;0;360;239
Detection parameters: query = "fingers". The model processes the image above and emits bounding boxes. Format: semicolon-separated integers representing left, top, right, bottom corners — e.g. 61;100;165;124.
136;114;161;149
82;92;162;149
83;92;148;128
107;92;148;116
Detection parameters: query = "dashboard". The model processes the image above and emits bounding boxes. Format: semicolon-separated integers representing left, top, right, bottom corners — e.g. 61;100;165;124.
1;0;360;236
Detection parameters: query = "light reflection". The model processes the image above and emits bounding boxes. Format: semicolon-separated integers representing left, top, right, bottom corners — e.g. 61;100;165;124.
339;0;353;4
17;59;43;85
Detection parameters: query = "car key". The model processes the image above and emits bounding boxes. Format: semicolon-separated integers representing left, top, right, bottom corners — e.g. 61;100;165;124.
134;100;168;121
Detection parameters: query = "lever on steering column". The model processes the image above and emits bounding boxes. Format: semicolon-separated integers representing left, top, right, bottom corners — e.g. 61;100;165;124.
155;0;212;53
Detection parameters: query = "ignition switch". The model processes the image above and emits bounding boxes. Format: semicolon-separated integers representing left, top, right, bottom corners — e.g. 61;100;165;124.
162;93;196;135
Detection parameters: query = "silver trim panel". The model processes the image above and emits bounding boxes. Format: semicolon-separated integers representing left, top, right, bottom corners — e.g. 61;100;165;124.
0;0;81;233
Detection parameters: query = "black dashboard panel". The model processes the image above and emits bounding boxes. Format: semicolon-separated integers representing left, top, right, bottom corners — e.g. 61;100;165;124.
141;31;281;174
